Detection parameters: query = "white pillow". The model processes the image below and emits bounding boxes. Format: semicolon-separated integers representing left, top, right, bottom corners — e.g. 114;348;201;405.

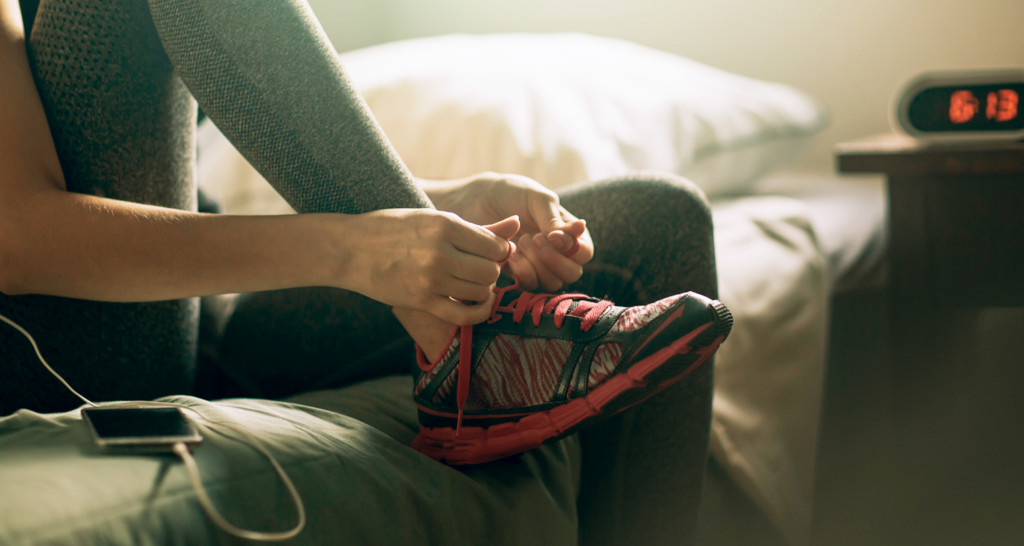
340;33;827;195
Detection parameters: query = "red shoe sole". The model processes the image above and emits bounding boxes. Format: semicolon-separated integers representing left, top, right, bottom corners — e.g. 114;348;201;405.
411;320;725;465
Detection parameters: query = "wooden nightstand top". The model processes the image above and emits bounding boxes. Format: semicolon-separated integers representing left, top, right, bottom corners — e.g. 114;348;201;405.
835;132;1024;176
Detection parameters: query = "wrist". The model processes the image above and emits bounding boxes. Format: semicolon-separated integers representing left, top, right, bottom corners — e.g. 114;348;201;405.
316;213;359;289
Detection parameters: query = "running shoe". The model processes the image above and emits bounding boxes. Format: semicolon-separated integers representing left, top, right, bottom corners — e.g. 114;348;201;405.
411;284;732;465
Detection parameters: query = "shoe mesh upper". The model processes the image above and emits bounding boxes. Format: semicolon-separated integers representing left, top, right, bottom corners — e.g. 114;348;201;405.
588;342;624;390
429;337;574;409
610;293;683;333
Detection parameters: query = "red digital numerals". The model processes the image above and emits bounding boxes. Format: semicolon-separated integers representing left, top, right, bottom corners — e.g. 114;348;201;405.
986;89;1018;122
950;89;1019;124
949;90;979;123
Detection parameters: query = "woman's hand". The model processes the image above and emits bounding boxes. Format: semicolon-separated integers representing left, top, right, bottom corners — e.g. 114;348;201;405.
423;173;594;292
334;209;519;325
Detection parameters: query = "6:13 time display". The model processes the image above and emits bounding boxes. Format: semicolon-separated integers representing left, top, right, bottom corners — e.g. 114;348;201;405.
894;70;1024;140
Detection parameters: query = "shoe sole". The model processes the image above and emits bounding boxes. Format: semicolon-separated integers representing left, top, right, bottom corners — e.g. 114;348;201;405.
412;298;732;465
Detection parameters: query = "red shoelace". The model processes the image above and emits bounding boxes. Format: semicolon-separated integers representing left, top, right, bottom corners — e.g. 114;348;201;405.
454;281;613;434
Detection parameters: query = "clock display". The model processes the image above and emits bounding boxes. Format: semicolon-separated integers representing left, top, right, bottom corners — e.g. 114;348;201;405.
907;84;1024;132
894;69;1024;140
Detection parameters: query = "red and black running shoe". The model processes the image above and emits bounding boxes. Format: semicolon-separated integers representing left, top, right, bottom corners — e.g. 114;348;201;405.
411;284;732;465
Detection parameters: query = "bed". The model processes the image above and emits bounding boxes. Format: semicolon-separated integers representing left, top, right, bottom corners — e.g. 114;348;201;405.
0;33;888;545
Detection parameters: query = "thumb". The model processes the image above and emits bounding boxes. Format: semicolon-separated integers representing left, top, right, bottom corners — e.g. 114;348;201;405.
483;215;521;241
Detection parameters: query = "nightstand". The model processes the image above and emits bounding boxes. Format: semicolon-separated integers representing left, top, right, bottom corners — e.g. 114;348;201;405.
836;133;1023;420
832;133;1024;544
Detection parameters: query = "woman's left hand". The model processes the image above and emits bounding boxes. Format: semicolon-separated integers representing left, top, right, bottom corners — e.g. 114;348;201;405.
423;172;593;292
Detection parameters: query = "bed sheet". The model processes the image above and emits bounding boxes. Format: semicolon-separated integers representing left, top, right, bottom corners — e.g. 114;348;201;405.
744;170;889;293
0;376;581;545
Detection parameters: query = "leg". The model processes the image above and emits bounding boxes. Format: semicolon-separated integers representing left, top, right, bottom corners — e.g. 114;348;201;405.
147;0;431;214
216;288;413;399
560;173;717;546
3;0;204;414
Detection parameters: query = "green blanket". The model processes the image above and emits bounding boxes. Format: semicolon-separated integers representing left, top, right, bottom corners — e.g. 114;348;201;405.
0;376;581;545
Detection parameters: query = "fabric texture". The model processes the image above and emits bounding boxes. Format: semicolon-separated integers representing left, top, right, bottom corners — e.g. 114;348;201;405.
0;378;582;545
336;33;828;195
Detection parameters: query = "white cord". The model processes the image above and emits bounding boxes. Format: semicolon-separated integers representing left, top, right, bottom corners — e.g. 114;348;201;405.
0;313;97;407
1;311;306;541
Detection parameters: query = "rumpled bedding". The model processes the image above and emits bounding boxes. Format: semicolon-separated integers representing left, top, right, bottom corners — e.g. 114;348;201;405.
0;376;581;545
710;196;829;545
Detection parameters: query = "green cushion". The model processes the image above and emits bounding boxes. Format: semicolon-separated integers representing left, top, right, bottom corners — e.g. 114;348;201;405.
0;375;581;545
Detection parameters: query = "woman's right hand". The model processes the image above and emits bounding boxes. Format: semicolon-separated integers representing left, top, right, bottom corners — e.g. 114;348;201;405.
333;209;519;325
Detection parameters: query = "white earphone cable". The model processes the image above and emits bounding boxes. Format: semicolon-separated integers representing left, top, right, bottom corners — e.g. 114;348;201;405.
1;311;306;541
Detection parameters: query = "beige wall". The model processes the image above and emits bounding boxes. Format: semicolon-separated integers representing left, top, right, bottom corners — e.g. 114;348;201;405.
308;0;1024;172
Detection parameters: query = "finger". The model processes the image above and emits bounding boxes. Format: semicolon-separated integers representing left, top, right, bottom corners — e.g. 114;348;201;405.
435;276;497;305
449;252;503;286
533;233;584;285
450;215;519;262
430;294;495;325
545;229;576;255
558;217;594;264
528;191;567;234
506;246;540;291
516;233;563;291
483;215;521;242
561;237;581;258
561;218;587;239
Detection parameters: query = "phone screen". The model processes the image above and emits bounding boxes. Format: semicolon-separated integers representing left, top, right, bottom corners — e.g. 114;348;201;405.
82;407;202;453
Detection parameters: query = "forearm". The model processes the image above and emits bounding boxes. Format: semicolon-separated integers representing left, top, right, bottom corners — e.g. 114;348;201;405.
1;189;341;301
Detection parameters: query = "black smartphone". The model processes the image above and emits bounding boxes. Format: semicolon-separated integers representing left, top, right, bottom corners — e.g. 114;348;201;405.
82;407;202;454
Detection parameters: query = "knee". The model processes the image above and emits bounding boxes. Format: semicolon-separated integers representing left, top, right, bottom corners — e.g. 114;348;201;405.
599;172;713;230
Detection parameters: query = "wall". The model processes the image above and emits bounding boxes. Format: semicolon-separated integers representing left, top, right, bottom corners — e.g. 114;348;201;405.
307;0;1024;172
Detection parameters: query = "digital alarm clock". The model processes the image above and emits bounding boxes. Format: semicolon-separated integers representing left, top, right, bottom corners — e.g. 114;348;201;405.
893;69;1024;141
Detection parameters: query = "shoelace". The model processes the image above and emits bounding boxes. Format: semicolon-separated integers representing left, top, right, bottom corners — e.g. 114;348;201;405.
454;281;613;434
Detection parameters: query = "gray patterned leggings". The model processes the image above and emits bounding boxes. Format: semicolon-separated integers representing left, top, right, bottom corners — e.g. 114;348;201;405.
12;0;716;543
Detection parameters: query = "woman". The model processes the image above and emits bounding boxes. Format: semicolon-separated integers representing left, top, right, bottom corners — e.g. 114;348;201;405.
0;0;726;542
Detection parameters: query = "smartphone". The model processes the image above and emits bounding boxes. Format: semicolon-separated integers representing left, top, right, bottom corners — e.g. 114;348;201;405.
82;407;202;454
